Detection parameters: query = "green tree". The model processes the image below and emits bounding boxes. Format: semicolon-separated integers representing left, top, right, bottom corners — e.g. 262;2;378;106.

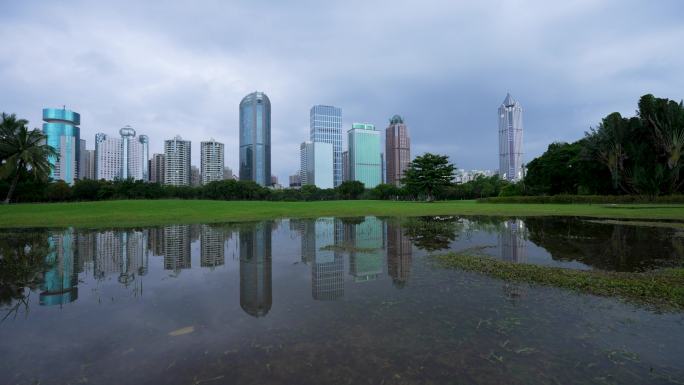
369;183;400;200
336;180;365;199
402;153;455;201
0;113;57;204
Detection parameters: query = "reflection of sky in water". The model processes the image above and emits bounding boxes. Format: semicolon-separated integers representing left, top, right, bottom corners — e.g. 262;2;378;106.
1;216;683;384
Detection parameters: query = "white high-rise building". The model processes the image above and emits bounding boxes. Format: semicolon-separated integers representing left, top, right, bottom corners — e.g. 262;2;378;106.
164;136;191;186
300;141;334;189
498;93;524;182
201;139;225;185
95;127;149;181
95;133;122;181
310;105;342;187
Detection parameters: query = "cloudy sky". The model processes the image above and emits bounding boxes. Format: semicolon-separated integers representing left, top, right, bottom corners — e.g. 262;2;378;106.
1;0;683;180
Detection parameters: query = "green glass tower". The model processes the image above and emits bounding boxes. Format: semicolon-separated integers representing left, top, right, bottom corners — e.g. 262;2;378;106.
347;123;381;188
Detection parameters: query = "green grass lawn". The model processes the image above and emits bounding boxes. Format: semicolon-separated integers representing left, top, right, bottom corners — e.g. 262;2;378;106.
1;199;684;228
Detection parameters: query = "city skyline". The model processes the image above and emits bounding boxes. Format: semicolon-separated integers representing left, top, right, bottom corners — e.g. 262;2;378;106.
3;2;681;182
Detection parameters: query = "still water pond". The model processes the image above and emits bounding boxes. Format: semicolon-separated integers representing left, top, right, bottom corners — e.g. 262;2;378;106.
1;216;683;384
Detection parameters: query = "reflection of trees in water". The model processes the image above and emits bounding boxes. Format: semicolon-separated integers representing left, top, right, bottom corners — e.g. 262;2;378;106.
402;216;462;252
0;230;50;319
525;217;684;271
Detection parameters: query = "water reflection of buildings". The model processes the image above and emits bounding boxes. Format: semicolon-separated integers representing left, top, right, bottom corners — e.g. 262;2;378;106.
499;219;526;263
200;225;226;268
164;225;191;271
41;229;78;306
345;217;384;282
42;228;150;306
386;222;412;287
240;222;272;317
306;218;345;301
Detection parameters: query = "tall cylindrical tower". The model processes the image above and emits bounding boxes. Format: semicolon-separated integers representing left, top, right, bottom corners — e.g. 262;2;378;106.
239;91;271;186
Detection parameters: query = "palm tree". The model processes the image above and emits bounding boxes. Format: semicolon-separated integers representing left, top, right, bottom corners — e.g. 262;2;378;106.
0;113;57;204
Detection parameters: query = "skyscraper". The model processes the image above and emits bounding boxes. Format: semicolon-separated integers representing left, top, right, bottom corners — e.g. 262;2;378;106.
94;128;149;181
201;139;224;185
138;135;150;181
95;133;122;181
348;123;382;188
300;141;334;189
385;115;411;186
42;107;80;184
342;150;349;182
150;153;165;184
310;105;342;187
119;126;136;180
164;136;191;186
239;91;271;186
498;93;524;181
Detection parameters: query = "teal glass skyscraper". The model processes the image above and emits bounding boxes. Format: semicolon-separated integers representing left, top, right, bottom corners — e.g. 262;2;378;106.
42;107;81;184
239;92;271;186
310;105;342;187
348;123;382;188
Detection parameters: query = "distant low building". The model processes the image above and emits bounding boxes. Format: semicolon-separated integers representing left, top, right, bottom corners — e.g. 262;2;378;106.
149;153;165;184
289;173;301;188
191;166;201;186
223;167;235;180
455;169;495;184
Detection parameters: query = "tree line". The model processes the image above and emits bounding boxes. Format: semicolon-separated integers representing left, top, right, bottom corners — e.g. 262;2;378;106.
523;94;684;196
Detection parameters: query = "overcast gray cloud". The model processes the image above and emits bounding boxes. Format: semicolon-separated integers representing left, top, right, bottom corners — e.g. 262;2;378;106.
1;0;683;180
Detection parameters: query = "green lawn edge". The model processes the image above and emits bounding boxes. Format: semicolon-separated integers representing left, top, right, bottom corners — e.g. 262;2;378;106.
434;253;684;311
1;199;684;229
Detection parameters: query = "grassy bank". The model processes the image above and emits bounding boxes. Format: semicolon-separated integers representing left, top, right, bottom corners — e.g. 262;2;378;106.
1;200;684;228
435;253;684;310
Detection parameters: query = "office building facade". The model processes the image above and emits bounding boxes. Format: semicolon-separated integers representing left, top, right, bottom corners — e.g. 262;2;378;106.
498;93;524;181
239;91;271;186
385;115;411;186
201;139;225;185
348;123;382;188
310;105;342;187
42;108;81;184
164;136;191;186
300;141;334;189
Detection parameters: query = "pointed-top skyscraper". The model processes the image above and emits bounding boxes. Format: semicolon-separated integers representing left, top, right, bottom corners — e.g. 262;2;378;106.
498;93;523;181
